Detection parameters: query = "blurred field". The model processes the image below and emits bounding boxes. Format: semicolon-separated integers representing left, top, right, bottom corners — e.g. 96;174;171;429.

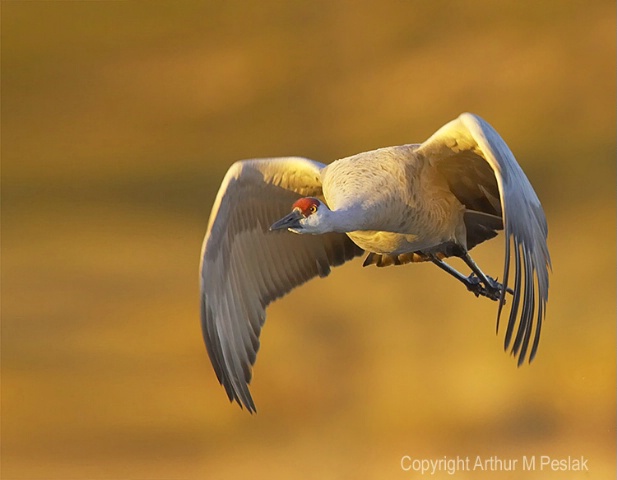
2;1;615;479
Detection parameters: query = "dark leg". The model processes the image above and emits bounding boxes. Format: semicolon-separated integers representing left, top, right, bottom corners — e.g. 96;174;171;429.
460;253;498;291
431;258;477;288
459;252;517;301
431;256;513;301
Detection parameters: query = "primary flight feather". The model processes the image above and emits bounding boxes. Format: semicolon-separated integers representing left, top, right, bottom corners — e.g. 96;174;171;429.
200;113;551;412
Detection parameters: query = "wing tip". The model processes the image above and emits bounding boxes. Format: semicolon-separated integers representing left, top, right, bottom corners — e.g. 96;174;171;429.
501;301;546;367
231;395;257;414
218;370;257;413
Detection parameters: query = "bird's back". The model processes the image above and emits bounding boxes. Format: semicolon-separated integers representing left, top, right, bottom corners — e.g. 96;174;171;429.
322;145;421;227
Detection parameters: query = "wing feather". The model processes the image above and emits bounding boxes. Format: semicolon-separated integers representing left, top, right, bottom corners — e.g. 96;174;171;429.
200;157;363;412
418;113;551;364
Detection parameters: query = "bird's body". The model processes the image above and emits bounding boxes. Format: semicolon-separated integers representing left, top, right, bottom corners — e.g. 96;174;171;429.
200;113;551;412
321;144;466;254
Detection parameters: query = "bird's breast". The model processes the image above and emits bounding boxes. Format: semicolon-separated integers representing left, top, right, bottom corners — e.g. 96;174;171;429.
345;230;418;255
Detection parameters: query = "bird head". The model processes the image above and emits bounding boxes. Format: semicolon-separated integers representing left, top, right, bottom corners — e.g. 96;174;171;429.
270;197;329;234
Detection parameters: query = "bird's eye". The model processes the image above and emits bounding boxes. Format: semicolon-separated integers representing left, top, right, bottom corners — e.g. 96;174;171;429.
309;204;317;214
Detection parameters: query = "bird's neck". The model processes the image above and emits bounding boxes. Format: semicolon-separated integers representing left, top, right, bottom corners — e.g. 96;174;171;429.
325;206;367;233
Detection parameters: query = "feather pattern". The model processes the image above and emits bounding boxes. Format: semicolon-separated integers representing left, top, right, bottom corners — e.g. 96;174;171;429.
417;113;551;364
200;158;363;411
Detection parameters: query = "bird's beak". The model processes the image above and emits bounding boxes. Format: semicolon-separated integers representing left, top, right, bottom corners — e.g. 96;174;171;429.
270;209;303;232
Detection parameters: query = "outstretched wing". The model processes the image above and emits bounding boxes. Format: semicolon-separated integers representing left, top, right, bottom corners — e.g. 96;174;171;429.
200;157;363;412
417;113;551;365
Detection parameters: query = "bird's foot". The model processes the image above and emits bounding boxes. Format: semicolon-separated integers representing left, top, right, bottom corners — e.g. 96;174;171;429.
465;274;513;301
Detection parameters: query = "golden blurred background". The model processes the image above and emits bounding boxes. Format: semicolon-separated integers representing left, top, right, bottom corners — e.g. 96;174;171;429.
3;1;615;478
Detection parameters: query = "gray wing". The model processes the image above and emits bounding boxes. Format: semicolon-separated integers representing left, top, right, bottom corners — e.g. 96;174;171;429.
200;157;363;412
417;113;551;365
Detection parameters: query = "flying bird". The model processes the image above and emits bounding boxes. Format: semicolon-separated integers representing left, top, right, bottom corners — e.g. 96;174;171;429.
200;113;551;412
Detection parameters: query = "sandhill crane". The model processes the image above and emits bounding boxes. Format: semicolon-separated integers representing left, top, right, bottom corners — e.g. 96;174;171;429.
200;113;551;412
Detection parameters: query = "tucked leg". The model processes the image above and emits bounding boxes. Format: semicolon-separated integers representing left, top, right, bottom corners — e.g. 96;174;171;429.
460;252;514;299
431;257;512;301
